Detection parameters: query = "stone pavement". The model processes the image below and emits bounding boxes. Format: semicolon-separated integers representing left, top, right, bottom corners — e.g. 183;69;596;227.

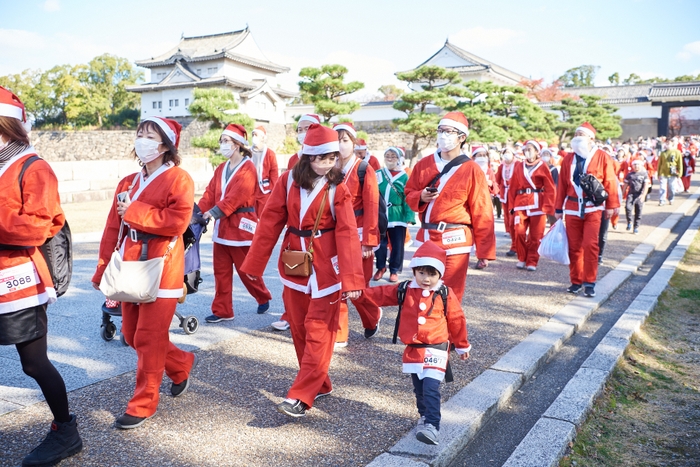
1;183;699;466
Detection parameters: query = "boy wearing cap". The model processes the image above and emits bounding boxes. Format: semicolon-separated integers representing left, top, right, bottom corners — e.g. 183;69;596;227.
623;160;650;234
363;241;471;446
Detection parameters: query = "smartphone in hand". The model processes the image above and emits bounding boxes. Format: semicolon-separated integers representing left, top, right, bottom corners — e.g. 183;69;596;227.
116;191;130;203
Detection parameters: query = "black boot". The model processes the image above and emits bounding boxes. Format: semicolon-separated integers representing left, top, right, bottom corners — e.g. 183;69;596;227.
22;414;82;467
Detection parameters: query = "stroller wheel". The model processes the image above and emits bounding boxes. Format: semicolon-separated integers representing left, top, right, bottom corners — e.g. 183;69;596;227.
101;322;117;341
182;316;199;335
120;333;128;346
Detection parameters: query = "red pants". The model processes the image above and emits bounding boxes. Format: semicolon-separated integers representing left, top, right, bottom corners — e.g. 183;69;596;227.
682;175;691;191
565;211;602;286
284;287;339;408
255;194;270;219
503;203;515;250
212;243;272;319
121;299;195;418
337;255;380;342
514;212;546;267
443;252;470;304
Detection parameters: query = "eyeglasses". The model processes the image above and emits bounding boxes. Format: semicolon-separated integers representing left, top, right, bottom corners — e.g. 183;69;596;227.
384;156;398;161
437;128;461;136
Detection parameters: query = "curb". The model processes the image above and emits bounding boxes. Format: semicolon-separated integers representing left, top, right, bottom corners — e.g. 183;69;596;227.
368;187;700;467
502;200;700;467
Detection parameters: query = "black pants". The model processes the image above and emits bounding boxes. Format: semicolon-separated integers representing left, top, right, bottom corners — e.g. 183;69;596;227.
492;196;502;218
626;194;644;228
375;226;406;274
412;374;441;429
598;216;609;261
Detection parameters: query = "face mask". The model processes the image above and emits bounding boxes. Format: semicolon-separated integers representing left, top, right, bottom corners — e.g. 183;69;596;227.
219;143;235;158
252;136;263;148
503;153;514;163
571;136;591;158
542;155;551;163
339;139;354;158
385;159;398;170
524;149;538;162
475;157;489;172
297;132;306;145
437;133;459;152
134;138;163;164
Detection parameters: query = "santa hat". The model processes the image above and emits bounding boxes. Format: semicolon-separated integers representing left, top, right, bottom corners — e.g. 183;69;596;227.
143;116;182;148
438;111;469;136
253;125;266;136
0;86;26;122
409;241;446;277
333;122;357;138
576;122;596;139
302;123;340;155
540;148;553;157
355;138;367;150
471;145;488;157
385;146;405;165
538;141;549;149
297;114;320;127
524;140;541;152
222;123;249;147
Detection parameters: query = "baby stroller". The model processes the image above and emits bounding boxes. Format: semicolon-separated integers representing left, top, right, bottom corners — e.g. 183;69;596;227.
100;204;209;344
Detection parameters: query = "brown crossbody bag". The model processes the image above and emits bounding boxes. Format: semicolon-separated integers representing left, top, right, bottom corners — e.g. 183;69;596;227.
281;186;329;277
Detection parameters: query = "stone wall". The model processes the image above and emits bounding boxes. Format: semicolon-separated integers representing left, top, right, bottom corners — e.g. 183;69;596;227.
32;131;136;161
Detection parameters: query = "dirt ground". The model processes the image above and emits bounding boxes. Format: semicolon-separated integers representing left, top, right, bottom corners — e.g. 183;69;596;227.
560;233;700;467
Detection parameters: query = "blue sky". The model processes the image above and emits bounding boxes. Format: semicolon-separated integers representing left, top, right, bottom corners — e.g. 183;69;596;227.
1;0;699;99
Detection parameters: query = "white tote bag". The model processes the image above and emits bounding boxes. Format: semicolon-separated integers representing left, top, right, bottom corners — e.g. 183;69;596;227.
538;219;570;265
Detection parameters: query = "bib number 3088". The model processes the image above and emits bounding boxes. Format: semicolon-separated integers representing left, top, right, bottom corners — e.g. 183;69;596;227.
0;262;41;296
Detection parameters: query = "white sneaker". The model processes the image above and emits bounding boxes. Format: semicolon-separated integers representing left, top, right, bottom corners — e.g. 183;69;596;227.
416;416;425;431
416;422;439;445
526;265;537;271
516;261;526;269
271;320;289;331
334;341;348;349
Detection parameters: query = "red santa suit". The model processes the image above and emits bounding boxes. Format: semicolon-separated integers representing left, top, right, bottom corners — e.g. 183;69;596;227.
405;152;497;302
240;125;365;410
336;154;382;343
93;161;196;418
682;151;695;191
198;157;272;319
251;146;279;216
555;142;620;286
287;152;300;171
507;159;556;267
0;148;63;315
496;160;517;251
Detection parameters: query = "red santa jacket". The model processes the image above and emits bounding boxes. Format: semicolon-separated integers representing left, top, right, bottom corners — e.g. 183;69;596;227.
286;152;299;171
682;153;695;177
92;163;194;299
342;157;380;247
240;171;365;298
0;149;64;314
253;147;279;197
405;153;496;259
507;160;556;216
364;280;470;378
495;161;516;204
555;149;620;217
198;158;258;247
363;154;381;171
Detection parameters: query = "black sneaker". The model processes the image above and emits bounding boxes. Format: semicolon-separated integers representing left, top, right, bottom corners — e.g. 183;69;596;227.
171;354;198;397
567;284;582;294
315;389;333;400
115;413;149;430
584;286;596;297
364;308;382;339
205;314;233;323
505;249;517;257
22;414;82;467
257;302;270;314
277;399;307;418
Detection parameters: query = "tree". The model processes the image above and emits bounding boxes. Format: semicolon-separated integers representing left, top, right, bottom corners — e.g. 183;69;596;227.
393;65;464;158
378;84;404;101
519;78;574;102
558;65;600;88
189;87;254;167
622;73;642;85
551;95;622;141
608;72;620;85
298;64;364;122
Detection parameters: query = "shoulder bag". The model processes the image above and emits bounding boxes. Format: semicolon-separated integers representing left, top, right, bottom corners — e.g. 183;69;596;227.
281;185;329;277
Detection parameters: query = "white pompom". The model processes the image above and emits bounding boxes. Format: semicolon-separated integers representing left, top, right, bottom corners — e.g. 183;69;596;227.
22;120;32;132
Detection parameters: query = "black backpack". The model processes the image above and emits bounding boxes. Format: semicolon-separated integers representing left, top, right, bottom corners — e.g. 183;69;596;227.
357;160;388;238
579;173;608;207
19;156;73;297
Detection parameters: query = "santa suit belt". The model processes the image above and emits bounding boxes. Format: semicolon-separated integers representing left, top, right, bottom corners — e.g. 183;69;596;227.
0;244;33;250
354;208;364;217
287;227;335;238
516;188;543;195
421;222;470;233
128;229;167;261
407;342;453;383
233;207;255;214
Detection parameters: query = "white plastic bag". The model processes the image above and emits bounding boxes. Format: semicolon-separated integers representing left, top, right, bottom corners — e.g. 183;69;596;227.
672;176;684;194
538;220;570;265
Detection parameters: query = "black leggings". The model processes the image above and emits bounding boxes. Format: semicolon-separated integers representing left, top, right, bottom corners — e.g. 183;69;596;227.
16;334;71;423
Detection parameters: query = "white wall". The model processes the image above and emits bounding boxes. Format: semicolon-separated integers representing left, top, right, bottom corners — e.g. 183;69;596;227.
140;89;193;119
615;102;662;119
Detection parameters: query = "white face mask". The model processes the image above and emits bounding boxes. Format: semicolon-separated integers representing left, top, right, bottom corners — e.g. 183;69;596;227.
475;157;489;172
134;138;163;164
297;132;306;145
384;159;398;170
252;136;263;148
571;136;591;158
339;138;354;159
437;133;459;152
219;143;235;159
503;153;514;163
542;155;551;163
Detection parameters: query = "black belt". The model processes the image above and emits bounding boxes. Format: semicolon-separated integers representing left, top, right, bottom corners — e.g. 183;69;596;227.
516;188;543;195
421;222;470;232
354;208;364;217
234;207;255;213
287;227;335;238
407;342;453;383
0;244;33;250
129;229;167;260
567;195;592;203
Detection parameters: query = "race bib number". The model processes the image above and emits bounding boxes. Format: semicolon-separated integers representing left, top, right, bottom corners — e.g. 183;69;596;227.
376;172;383;184
331;255;340;275
239;217;257;234
441;229;466;245
423;348;448;370
514;215;521;225
0;261;41;296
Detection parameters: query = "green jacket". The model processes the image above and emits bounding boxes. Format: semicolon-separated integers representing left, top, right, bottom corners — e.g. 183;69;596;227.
377;168;415;227
658;149;683;177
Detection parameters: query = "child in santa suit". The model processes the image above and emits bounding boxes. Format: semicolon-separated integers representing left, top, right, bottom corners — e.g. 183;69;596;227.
333;123;382;348
363;241;470;446
199;124;272;323
250;125;279;216
92;117;197;429
496;147;517;257
507;140;556;271
240;124;365;417
404;112;496;302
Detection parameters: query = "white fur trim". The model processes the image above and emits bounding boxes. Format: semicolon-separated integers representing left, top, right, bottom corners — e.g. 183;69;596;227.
409;256;445;276
333;124;356;137
222;129;248;147
0;103;23;121
143;117;177;145
298;114;320;126
439;118;469;136
355;144;367;150
302;141;340;155
576;126;595;139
